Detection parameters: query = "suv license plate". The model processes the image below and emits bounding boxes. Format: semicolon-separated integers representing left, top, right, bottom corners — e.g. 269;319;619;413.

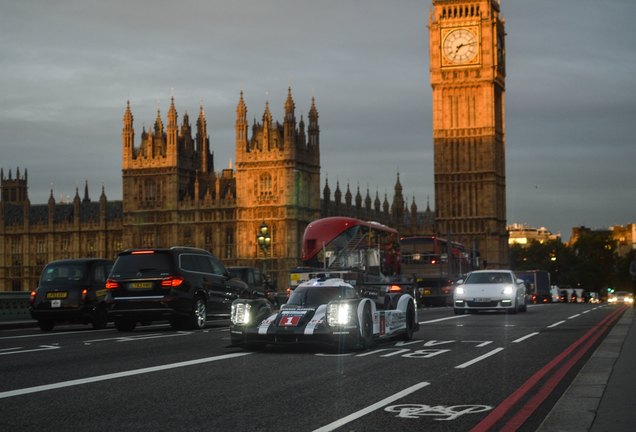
130;282;153;289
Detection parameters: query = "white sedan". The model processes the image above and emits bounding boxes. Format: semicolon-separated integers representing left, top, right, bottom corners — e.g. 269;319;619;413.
453;270;528;314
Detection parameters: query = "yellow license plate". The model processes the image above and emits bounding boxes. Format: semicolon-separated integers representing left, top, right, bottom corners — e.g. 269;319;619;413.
423;289;432;295
46;291;68;299
130;282;153;289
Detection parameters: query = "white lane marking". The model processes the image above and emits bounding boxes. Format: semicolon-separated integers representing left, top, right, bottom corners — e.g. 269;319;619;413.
0;345;60;356
548;320;565;328
0;347;23;352
83;332;192;344
313;381;431;432
512;332;540;343
568;314;581;319
0;352;252;399
419;315;469;325
454;348;504;369
0;329;102;340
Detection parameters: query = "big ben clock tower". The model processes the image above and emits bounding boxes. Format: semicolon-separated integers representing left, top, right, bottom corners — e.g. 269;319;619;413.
429;0;508;268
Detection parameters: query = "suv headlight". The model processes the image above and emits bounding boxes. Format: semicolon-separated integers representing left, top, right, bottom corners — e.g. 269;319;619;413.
231;302;251;325
327;302;353;326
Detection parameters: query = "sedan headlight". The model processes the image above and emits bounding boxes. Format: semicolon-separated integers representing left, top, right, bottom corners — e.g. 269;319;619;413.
327;302;353;326
503;285;514;296
231;302;251;325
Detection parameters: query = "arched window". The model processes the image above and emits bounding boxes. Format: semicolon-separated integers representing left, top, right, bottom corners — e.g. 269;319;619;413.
259;173;273;197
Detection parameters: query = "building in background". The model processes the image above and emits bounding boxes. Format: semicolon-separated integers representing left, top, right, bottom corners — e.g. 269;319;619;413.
0;90;435;292
508;223;560;246
429;0;509;268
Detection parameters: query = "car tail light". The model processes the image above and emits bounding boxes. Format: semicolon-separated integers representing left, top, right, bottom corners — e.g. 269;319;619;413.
81;289;88;302
105;279;119;290
161;276;184;288
389;285;402;293
29;290;36;305
131;250;155;254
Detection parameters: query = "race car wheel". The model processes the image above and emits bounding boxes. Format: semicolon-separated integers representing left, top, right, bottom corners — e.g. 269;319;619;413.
359;303;374;349
402;301;416;341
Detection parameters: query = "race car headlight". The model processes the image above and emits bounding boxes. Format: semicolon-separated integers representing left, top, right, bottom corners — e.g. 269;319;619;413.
327;302;353;326
231;303;251;325
503;285;514;296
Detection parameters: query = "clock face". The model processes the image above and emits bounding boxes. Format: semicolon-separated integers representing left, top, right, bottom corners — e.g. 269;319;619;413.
443;29;478;64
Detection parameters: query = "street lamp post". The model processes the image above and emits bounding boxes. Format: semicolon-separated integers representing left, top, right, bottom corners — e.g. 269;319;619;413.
257;221;271;274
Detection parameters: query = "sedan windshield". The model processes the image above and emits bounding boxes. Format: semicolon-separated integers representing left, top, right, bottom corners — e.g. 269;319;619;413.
465;272;512;284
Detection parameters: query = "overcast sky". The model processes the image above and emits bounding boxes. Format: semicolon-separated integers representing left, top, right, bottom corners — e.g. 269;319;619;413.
1;0;635;241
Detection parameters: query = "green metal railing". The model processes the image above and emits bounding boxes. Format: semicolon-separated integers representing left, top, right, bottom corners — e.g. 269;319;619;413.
0;292;32;321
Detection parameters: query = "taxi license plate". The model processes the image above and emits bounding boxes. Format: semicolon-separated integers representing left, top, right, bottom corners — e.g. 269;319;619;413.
46;291;68;299
129;282;153;289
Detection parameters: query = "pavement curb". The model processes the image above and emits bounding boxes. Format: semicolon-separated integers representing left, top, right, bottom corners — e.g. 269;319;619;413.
537;306;634;432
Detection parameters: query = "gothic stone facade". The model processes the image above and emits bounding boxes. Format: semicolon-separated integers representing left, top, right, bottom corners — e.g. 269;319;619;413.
1;89;435;292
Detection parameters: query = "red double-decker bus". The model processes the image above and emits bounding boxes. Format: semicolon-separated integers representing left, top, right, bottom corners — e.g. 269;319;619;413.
399;236;474;306
289;217;405;304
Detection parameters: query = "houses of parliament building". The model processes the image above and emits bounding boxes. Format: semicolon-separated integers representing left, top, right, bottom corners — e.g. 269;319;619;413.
0;88;435;292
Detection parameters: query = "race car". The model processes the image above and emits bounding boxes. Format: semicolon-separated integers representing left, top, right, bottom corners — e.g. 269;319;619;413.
229;277;418;350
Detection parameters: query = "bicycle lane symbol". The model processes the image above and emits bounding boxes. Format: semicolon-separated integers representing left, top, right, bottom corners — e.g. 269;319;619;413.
385;404;492;421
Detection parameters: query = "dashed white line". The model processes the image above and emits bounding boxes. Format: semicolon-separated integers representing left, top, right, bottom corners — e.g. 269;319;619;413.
455;348;505;369
512;332;540;343
548;320;566;328
0;352;251;399
312;381;431;432
419;315;469;324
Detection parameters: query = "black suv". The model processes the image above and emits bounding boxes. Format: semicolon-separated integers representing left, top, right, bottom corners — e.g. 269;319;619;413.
30;258;114;331
105;247;250;331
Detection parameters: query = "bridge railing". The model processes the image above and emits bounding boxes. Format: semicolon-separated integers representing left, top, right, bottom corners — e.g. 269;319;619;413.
0;292;32;321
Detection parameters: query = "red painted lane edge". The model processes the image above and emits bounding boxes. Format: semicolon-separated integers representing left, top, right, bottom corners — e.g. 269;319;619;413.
470;306;627;432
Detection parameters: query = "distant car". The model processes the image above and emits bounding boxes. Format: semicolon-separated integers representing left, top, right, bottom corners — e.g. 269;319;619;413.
105;247;250;331
29;258;114;331
608;291;634;305
453;269;527;314
230;277;418;350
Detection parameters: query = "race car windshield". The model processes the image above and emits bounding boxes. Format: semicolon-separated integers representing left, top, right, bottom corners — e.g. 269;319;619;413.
287;286;357;307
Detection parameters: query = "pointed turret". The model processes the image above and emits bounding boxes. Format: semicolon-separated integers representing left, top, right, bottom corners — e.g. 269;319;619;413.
235;91;248;151
83;180;90;203
122;102;135;168
307;96;319;149
262;99;272;150
166;96;178;164
283;86;296;143
197;104;211;173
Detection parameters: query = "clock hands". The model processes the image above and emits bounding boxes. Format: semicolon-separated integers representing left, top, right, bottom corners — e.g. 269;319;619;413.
455;41;476;53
